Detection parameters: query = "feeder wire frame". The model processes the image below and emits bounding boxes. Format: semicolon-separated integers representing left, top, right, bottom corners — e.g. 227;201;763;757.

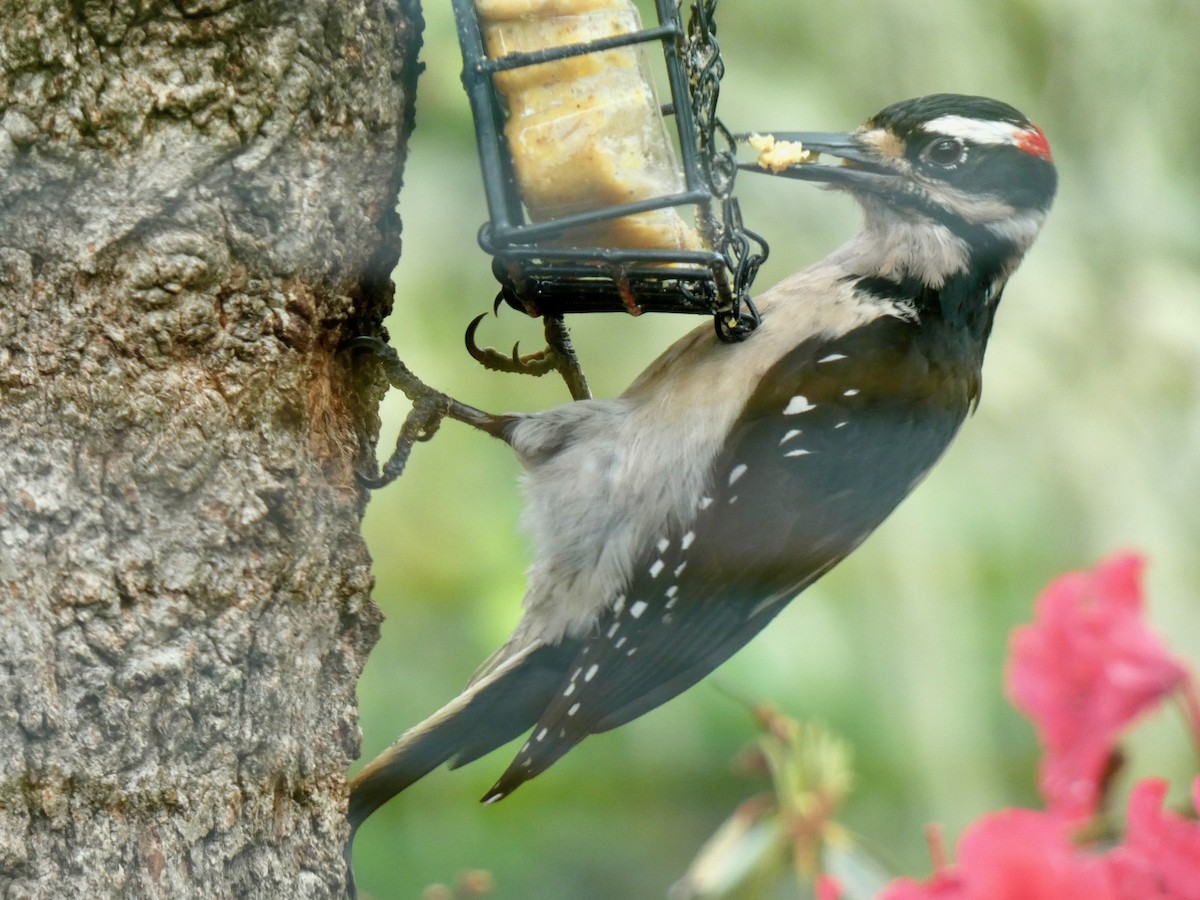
451;0;768;343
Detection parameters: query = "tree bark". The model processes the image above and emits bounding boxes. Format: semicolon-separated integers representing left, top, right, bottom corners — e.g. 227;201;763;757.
0;0;419;895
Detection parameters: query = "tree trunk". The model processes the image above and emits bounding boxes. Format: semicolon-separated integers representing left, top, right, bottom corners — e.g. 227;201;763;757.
0;0;419;895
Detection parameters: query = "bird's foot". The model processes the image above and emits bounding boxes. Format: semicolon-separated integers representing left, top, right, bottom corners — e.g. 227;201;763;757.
466;315;561;377
466;313;592;401
341;336;501;489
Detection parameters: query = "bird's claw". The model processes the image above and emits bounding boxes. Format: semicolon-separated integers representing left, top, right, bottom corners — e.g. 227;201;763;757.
465;314;562;377
339;334;436;404
465;313;593;401
342;334;455;489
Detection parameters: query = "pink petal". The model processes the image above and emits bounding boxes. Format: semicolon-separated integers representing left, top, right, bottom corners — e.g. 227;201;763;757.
878;809;1118;900
1005;552;1188;820
815;874;842;900
1106;777;1200;900
955;809;1117;900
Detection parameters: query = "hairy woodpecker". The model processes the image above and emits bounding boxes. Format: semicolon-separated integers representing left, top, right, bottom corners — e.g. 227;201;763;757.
349;94;1057;826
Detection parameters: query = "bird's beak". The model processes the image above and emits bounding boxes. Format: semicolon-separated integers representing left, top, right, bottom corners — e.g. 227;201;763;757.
737;131;898;191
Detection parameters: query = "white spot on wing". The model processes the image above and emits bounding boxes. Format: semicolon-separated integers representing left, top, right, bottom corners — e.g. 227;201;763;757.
784;448;811;457
835;421;848;429
585;664;598;682
563;682;575;696
613;595;625;615
649;559;664;578
843;388;860;397
536;728;548;742
681;531;695;550
698;496;713;510
606;623;619;638
674;562;687;576
615;636;626;648
630;600;647;618
656;537;669;553
818;353;847;363
568;703;580;716
665;585;678;598
784;395;816;415
780;429;802;445
728;464;748;486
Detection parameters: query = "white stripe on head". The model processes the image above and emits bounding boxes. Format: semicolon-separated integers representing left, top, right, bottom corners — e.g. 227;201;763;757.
923;115;1024;146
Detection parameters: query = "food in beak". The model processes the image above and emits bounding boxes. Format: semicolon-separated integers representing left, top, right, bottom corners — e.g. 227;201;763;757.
746;134;821;173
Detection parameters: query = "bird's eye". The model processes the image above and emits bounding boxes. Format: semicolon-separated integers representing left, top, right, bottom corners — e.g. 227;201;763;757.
924;137;967;168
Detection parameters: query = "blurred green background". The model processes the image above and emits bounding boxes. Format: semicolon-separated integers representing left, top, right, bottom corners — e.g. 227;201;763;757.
351;0;1200;896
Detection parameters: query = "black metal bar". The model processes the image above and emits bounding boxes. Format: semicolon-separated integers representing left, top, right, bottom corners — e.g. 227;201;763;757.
450;0;522;234
480;24;680;73
492;244;726;267
655;0;705;194
493;265;726;317
487;189;712;247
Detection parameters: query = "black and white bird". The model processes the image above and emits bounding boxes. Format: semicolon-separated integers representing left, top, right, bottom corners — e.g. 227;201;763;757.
349;94;1057;827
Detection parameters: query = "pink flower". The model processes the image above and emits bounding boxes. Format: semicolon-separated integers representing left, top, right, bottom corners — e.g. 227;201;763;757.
1005;552;1188;820
875;779;1200;899
815;874;842;900
1105;777;1200;899
878;809;1118;900
877;553;1197;899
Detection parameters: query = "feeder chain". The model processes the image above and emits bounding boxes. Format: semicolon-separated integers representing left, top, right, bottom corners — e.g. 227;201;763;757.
684;0;769;343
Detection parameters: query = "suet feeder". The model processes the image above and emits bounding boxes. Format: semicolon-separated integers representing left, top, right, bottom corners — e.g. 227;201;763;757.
451;0;768;343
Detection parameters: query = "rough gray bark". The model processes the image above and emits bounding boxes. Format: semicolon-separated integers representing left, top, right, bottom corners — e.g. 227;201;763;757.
0;0;420;895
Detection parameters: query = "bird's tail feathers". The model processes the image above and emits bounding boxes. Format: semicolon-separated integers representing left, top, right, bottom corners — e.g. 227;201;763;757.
347;640;575;829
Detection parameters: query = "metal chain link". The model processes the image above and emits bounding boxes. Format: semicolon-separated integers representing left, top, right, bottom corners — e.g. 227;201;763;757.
683;0;769;342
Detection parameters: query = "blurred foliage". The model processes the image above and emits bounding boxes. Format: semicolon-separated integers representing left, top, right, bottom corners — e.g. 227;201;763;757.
672;707;886;900
352;0;1200;896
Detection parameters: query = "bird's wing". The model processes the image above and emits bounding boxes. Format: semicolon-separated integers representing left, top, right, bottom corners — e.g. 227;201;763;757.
482;314;974;800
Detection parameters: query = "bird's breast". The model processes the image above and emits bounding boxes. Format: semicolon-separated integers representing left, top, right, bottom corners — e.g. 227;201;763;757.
511;265;919;644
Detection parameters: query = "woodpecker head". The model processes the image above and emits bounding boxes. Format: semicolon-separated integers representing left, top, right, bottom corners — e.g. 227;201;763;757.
739;93;1060;336
744;94;1057;333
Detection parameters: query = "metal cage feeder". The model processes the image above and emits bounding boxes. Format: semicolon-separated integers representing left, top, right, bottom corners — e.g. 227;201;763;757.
451;0;768;342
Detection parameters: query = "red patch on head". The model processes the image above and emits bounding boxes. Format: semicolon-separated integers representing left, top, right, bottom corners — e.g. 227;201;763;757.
1017;124;1053;161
